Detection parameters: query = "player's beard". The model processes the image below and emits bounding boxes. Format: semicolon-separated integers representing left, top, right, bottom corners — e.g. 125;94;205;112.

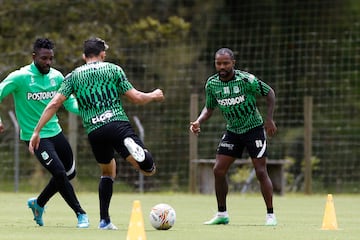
35;63;50;74
218;69;232;80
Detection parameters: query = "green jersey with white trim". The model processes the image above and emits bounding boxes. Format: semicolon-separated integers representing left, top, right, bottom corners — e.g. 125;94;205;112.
58;61;133;133
0;62;79;140
205;70;271;134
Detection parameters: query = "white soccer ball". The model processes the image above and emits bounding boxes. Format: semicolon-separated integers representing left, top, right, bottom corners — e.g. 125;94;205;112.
149;203;176;230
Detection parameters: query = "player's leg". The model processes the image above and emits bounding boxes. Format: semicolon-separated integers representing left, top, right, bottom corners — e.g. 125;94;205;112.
125;148;156;176
204;154;234;225
247;126;277;226
53;132;89;228
112;121;156;176
29;133;89;227
25;138;55;226
88;126;118;230
251;157;273;209
97;159;118;230
204;131;239;225
251;156;277;225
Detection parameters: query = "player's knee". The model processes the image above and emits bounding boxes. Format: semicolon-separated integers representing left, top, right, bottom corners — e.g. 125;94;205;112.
213;166;227;178
255;167;268;180
53;171;68;183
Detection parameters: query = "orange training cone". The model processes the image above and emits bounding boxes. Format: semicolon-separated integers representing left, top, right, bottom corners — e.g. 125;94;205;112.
321;194;338;230
126;200;146;240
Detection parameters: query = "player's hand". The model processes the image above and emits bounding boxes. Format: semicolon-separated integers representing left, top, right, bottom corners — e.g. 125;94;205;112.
152;89;165;102
0;122;4;133
264;119;277;137
28;132;40;154
190;121;200;136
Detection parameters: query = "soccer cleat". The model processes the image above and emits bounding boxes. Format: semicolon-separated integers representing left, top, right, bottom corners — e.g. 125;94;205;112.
98;219;118;230
203;214;229;225
77;213;90;228
27;197;45;226
265;213;277;226
124;137;145;162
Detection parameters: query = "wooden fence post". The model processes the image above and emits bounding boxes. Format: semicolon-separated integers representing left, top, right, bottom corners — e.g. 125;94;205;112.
189;94;199;193
304;96;313;194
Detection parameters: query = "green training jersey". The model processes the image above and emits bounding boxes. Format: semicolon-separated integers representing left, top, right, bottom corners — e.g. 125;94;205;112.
205;70;271;134
58;61;133;133
0;62;79;140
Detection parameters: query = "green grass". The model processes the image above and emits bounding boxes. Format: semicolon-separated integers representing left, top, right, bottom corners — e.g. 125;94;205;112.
0;192;358;240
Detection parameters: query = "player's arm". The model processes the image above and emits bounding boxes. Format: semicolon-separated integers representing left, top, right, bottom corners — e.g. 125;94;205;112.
62;94;79;115
29;93;67;153
124;88;164;105
190;106;214;135
60;73;79;115
264;87;277;137
0;74;20;134
190;80;216;135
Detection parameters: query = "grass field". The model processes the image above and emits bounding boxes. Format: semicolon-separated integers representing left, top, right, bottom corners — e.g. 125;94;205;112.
0;192;358;240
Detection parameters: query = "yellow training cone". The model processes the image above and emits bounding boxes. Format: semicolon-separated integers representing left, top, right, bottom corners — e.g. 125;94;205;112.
126;200;146;240
321;194;338;230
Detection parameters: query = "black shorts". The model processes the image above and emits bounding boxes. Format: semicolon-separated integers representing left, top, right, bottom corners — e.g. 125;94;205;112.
25;132;75;178
88;121;145;164
216;126;267;159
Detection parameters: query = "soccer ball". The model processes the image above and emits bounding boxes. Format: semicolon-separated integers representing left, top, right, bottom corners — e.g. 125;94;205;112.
149;203;176;230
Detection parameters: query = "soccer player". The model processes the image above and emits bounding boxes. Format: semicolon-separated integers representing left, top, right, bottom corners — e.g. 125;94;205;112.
29;37;164;230
0;38;89;228
190;48;277;226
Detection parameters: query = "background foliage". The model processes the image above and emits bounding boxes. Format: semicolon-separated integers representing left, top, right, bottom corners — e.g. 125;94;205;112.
0;0;359;193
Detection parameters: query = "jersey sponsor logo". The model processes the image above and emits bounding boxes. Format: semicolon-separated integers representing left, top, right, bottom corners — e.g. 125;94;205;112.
27;91;57;101
91;110;114;124
219;142;234;150
217;95;245;106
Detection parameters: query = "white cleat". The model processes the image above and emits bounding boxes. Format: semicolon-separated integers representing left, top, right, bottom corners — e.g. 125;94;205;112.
265;213;277;226
98;220;118;230
124;137;145;162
